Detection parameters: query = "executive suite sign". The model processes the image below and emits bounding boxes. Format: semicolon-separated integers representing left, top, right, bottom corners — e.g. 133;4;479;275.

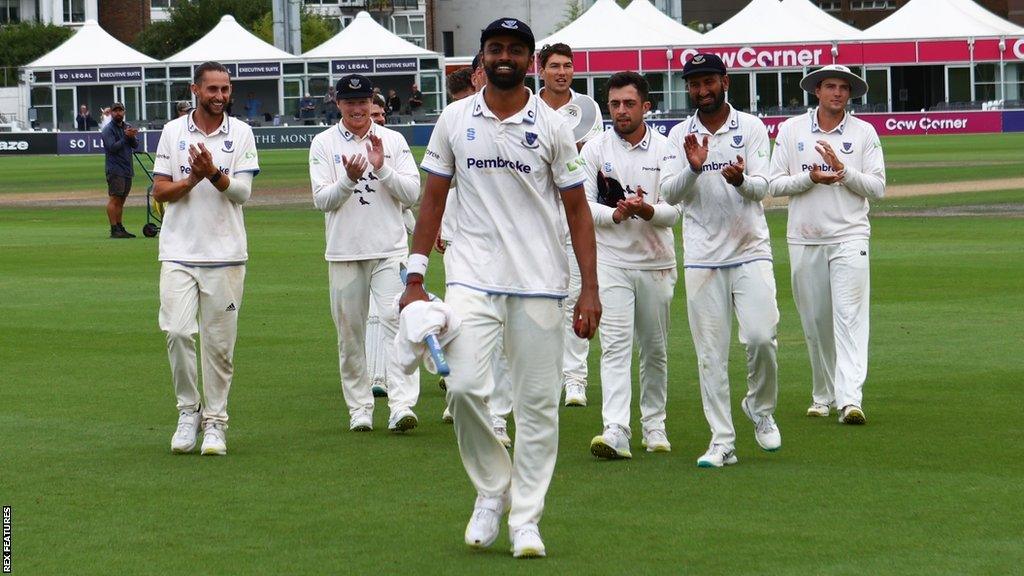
331;58;419;74
236;62;281;78
54;67;142;83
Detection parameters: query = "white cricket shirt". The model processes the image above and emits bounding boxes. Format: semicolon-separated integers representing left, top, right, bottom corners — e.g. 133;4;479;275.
580;124;681;270
769;109;887;245
153;112;260;264
421;88;586;298
660;105;773;268
309;121;420;261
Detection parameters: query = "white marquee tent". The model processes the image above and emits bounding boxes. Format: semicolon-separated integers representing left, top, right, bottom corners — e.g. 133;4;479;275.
27;19;157;68
164;14;297;63
698;0;860;45
534;0;686;49
623;0;703;44
861;0;1024;40
303;11;437;59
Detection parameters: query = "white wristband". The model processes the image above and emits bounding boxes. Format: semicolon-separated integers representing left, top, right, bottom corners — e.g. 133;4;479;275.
407;253;429;277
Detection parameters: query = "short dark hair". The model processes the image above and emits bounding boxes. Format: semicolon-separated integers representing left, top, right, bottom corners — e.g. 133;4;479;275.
538;43;573;68
447;67;474;97
372;94;387;108
605;71;649;102
193;61;230;84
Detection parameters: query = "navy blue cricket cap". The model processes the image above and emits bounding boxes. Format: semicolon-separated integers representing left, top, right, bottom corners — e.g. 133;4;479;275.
480;18;535;53
336;74;373;100
681;53;727;78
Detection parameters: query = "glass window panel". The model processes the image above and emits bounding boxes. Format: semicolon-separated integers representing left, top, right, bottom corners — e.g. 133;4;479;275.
727;72;751;112
307;61;328;74
947;67;970;102
754;72;778;111
284;63;305;75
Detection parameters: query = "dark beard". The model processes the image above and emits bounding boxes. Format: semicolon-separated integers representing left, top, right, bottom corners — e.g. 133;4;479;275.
485;64;527;90
696;90;726;115
200;100;223;117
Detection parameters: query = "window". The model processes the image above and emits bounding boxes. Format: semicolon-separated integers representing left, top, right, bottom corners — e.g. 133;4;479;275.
755;71;779;112
974;63;1002;101
392;14;426;48
151;0;178;8
0;0;20;24
1004;62;1024;103
146;82;169;122
851;1;896;10
420;73;442;113
64;0;85;23
947;66;971;103
815;1;841;11
442;31;454;57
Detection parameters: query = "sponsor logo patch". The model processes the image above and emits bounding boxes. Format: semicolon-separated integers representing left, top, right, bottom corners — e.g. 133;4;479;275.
521;131;539;149
466;128;476;141
731;135;743;149
841;141;854;154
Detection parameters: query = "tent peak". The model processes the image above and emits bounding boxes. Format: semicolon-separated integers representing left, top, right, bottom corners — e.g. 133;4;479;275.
219;15;237;23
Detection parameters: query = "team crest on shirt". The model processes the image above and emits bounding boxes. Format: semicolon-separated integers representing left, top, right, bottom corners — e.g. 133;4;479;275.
797;142;805;152
841;142;854;154
221;140;234;153
178;140;187;151
521;131;539;149
466;128;476;141
731;135;743;148
334;154;342;164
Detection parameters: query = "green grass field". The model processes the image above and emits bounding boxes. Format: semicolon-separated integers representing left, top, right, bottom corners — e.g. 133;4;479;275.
2;174;1024;573
2;132;1024;196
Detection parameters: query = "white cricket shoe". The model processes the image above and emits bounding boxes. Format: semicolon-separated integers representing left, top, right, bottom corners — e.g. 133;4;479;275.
465;493;509;549
742;397;781;452
642;429;671;453
563;380;587;407
806;403;831;417
839;405;866;425
349;407;373;432
388;407;418;432
200;423;227;456
171;407;202;453
511;524;546;558
697;444;738;468
494;425;512;449
441;405;453;423
590;424;632;459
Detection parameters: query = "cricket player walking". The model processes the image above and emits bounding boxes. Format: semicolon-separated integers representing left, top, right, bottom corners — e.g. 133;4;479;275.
537;42;604;408
581;72;681;459
400;18;600;558
153;61;260;456
661;54;782;468
769;65;886;425
309;74;422;433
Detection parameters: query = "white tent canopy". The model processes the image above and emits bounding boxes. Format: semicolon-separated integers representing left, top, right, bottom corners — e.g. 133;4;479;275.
534;0;683;50
699;0;860;45
861;0;1024;40
623;0;703;43
303;11;437;58
27;19;157;68
165;15;297;63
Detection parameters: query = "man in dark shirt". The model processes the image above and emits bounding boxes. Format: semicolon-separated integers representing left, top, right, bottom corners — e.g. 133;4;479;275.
76;105;98;131
101;102;139;238
408;84;423;114
387;89;401;118
300;92;317;124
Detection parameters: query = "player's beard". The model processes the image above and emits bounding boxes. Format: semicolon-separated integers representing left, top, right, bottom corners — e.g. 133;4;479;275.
199;97;225;117
695;89;725;115
485;61;527;90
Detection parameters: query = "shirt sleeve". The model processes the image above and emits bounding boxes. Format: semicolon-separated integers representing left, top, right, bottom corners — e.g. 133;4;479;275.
580;140;616;226
377;133;421;207
658;125;699;205
768;121;815;198
551;119;587;191
153;129;173;178
841;124;886;200
735;120;770;201
233;127;260;176
420;109;455;179
310;136;356;213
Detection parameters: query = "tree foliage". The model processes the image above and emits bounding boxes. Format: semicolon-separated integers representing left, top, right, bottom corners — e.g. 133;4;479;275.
134;0;273;60
554;0;585;32
251;8;339;54
0;22;74;69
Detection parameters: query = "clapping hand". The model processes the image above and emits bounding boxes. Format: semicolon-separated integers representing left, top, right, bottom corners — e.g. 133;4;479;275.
188;143;218;180
810;140;845;184
366;133;385;171
683;134;709;172
342;153;368;182
721;155;745;187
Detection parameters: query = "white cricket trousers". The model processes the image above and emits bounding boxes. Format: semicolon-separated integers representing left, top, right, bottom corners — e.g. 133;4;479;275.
488;332;513;428
562;243;590;385
789;240;870;410
684;260;779;450
328;255;418;417
597;264;677;436
443;285;564;529
159;262;245;427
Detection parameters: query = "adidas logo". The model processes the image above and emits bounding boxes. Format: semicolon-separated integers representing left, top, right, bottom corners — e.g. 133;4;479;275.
225;303;237;312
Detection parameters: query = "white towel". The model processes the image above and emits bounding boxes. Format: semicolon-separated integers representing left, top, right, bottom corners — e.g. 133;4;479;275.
394;299;461;375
